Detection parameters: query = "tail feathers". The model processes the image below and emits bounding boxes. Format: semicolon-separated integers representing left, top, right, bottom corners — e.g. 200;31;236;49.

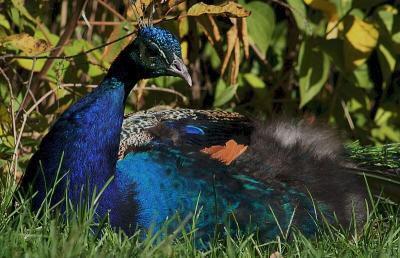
343;166;400;203
345;143;400;203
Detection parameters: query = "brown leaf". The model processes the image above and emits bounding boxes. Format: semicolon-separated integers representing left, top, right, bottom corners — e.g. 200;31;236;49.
230;37;240;85
201;139;248;165
209;15;221;43
221;25;237;76
238;18;249;59
1;33;51;55
196;16;217;45
187;2;250;18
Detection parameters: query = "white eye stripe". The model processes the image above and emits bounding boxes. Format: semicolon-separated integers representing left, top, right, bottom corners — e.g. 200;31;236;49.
149;42;168;63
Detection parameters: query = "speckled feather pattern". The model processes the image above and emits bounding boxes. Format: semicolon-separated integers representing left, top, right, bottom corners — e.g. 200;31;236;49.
119;108;245;157
138;27;182;58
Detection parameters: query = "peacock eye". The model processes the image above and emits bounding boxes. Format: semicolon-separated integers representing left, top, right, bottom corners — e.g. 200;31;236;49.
146;46;159;58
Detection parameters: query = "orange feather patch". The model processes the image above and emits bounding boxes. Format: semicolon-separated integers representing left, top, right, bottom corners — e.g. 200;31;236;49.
200;139;248;165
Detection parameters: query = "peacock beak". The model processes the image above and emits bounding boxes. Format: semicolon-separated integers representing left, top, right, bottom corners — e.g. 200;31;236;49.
167;54;192;87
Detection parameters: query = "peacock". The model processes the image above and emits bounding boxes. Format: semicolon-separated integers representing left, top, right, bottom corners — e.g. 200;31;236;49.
22;25;399;241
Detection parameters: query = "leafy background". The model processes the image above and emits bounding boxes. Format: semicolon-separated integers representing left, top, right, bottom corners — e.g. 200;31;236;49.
0;0;399;180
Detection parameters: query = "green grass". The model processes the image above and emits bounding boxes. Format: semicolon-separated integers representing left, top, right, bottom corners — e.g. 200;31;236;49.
1;144;400;257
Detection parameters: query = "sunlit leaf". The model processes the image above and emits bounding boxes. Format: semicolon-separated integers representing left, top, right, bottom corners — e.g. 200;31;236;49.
16;58;46;72
298;40;330;108
344;16;379;71
376;5;398;33
0;14;10;30
1;33;51;55
305;0;339;39
244;73;265;89
187;2;250;18
372;107;400;143
377;43;396;83
352;63;373;90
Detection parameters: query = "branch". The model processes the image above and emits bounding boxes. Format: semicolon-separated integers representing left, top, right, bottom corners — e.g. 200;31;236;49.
59;83;189;103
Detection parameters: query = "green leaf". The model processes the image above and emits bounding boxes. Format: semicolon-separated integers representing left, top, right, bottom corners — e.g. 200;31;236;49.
298;40;330;108
287;0;310;34
318;38;345;72
11;0;36;23
244;1;275;56
16;58;46;72
376;5;396;34
243;73;265;89
213;79;237;107
0;14;10;30
332;0;352;17
351;63;373;90
377;43;396;83
372;107;400;143
270;21;288;70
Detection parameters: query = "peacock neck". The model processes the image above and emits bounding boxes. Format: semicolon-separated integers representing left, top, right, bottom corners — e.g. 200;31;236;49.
104;49;140;100
27;56;142;209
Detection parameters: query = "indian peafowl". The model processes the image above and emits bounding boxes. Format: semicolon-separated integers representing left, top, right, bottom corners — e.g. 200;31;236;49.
22;25;399;241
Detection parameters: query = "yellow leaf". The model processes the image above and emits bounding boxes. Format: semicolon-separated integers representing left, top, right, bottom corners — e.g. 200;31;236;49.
187;2;250;18
304;0;338;39
304;0;337;18
178;17;189;61
344;16;379;70
16;58;46;72
1;33;51;55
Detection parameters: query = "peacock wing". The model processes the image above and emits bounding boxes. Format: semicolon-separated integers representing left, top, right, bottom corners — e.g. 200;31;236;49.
118;108;253;158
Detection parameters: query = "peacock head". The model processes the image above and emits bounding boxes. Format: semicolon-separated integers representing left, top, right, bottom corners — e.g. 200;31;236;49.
126;26;192;86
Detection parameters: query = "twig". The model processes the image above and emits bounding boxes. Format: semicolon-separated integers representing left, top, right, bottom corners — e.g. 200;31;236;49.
97;0;126;21
142;84;189;104
78;21;123;26
341;99;355;130
324;7;353;37
16;58;37;118
81;0;92;30
249;42;273;72
58;83;189;103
